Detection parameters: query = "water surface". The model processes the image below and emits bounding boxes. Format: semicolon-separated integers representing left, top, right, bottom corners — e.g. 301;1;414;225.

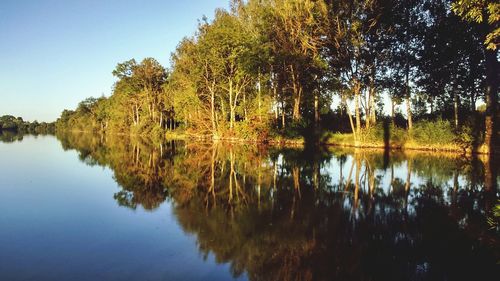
0;132;498;281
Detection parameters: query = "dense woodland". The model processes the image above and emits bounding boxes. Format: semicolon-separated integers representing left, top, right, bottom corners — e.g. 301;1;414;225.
56;0;499;153
0;115;55;134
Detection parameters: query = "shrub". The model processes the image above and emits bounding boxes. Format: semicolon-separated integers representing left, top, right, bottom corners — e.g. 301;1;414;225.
270;119;308;139
360;123;408;146
150;124;165;139
233;119;270;141
323;132;355;144
410;119;456;145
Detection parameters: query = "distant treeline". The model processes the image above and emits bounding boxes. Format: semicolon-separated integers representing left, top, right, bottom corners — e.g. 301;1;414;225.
56;0;498;152
0;115;55;134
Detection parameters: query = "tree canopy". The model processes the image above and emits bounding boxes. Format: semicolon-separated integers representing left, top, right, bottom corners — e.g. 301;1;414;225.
56;0;498;153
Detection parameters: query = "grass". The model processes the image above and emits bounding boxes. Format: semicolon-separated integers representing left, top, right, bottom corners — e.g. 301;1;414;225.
323;120;471;153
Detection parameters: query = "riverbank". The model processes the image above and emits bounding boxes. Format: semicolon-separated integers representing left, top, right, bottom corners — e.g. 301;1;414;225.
322;132;469;154
165;130;306;146
53;125;491;155
165;127;494;155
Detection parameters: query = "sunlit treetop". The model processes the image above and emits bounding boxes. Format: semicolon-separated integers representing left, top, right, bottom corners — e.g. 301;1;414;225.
452;0;500;50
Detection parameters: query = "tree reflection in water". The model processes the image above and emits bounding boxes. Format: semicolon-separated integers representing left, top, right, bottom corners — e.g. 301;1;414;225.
57;132;499;281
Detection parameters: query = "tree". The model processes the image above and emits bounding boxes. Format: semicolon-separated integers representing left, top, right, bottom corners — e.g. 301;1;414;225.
269;0;328;123
452;0;499;154
326;0;382;138
452;0;500;50
133;58;167;126
417;0;485;127
112;59;142;127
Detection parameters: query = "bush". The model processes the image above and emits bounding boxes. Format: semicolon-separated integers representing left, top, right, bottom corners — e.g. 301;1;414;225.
410;119;456;145
270;119;308;139
360;123;408;146
233;119;270;141
323;132;355;144
322;119;473;151
150;124;165;139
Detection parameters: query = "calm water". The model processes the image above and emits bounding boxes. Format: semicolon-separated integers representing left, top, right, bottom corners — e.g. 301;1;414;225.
0;132;498;281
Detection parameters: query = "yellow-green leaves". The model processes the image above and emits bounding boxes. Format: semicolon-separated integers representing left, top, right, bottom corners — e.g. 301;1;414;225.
452;0;499;49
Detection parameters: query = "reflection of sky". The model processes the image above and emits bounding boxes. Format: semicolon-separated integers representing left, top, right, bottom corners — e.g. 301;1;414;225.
321;155;470;199
1;135;495;280
0;135;246;281
272;150;470;199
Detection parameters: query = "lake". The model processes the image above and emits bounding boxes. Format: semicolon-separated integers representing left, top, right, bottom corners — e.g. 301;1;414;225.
0;132;498;281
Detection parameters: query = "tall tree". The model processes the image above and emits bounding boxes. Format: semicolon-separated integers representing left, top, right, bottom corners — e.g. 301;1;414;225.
452;0;499;154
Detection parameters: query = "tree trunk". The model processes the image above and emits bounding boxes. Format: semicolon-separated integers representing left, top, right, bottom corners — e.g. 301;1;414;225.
220;98;226;129
404;2;412;132
293;88;302;121
369;88;376;126
229;79;234;130
292;166;300;194
366;92;371;129
258;69;262;122
314;91;319;126
406;94;412;131
151;103;155;122
470;95;475;112
274;85;278;122
243;91;248;121
484;50;498;155
210;91;216;136
347;106;356;141
290;64;302;121
313;161;319;190
136;105;140;126
391;98;395;127
454;90;459;129
281;98;286;129
369;64;377;126
131;106;137;126
354;84;361;137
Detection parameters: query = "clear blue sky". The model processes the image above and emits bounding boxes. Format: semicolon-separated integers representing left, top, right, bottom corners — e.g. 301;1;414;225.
0;0;229;122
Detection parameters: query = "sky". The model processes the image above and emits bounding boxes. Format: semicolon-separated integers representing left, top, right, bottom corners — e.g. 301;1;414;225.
0;0;229;122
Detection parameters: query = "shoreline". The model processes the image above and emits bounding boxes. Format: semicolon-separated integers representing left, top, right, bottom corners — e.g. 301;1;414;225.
54;129;496;155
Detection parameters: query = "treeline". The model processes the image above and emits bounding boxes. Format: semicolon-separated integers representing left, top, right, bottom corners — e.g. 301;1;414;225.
57;0;498;151
0;115;55;134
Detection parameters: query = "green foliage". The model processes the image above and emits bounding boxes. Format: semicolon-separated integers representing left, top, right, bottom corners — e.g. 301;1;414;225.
487;201;500;230
324;132;355;144
452;0;499;50
324;119;477;151
57;58;167;135
0;115;55;134
0;131;24;143
455;125;476;149
55;0;494;151
361;124;409;145
233;118;271;141
410;119;457;145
